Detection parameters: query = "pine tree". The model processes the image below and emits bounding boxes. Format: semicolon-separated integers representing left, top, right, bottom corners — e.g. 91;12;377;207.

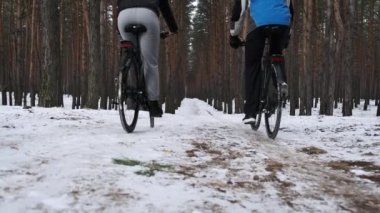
39;0;62;107
85;0;101;109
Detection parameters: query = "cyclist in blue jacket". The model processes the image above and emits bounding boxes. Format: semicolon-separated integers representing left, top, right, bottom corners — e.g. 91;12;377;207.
230;0;293;124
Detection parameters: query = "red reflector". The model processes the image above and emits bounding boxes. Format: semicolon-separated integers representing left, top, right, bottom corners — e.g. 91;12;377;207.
271;56;284;63
120;41;134;49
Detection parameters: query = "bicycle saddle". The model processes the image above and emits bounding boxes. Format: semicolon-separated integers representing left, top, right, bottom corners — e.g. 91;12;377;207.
263;25;283;35
125;24;147;34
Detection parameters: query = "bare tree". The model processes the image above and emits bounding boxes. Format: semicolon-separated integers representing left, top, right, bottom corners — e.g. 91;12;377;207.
85;0;101;109
39;0;62;107
300;0;314;115
28;0;38;106
320;0;335;115
341;0;354;116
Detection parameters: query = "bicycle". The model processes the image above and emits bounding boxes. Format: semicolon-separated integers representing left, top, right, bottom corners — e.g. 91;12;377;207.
249;26;288;139
117;24;171;133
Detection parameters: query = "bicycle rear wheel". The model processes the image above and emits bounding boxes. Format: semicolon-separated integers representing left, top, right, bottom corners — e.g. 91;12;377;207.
118;58;139;133
264;67;282;139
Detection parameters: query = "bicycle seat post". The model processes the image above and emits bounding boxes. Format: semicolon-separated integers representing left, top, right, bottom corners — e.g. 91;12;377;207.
124;24;147;50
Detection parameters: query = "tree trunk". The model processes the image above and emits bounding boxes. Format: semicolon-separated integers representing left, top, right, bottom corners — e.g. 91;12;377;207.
2;0;12;105
342;0;354;116
364;0;376;111
99;0;107;110
377;80;380;116
28;0;37;107
300;0;313;115
85;0;101;109
0;0;4;105
39;0;62;107
80;0;89;108
320;0;335;115
288;0;301;116
13;0;22;106
1;90;7;105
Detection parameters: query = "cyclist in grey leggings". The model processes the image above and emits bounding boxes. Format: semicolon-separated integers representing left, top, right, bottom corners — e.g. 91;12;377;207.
117;0;178;117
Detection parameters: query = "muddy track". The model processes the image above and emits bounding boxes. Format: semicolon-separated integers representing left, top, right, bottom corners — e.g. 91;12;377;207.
178;121;380;212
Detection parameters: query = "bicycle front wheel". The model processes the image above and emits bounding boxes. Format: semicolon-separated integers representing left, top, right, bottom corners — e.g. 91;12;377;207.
118;58;139;133
264;68;282;139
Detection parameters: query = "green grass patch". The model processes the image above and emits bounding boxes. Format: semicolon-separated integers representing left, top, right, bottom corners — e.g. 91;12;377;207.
113;158;141;166
147;161;173;171
113;158;173;177
135;169;156;177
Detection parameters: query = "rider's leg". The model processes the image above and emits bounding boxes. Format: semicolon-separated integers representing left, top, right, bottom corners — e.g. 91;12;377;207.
269;26;290;84
138;14;160;102
244;27;266;123
137;12;161;117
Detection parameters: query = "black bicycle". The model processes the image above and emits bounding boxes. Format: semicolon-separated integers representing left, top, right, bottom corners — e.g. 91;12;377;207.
250;26;288;139
117;24;170;133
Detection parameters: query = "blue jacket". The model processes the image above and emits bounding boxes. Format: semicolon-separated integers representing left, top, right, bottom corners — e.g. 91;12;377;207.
230;0;293;36
250;0;291;27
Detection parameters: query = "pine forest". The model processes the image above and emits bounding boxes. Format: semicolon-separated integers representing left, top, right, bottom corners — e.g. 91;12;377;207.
0;0;379;116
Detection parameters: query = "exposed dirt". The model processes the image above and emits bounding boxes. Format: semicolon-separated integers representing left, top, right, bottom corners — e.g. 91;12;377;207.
298;146;327;155
176;125;380;212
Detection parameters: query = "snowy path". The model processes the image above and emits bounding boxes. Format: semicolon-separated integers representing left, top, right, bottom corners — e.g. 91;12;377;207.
0;99;379;212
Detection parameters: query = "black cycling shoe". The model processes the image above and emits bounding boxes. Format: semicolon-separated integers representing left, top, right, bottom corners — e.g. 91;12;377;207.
243;114;256;125
149;101;163;117
280;82;288;97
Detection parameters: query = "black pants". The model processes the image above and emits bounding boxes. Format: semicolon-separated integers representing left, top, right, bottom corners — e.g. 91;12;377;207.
244;25;290;116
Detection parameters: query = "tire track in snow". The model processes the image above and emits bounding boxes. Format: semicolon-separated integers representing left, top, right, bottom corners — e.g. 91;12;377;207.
183;102;380;212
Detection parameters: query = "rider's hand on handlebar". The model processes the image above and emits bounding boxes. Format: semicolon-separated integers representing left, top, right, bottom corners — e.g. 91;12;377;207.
160;31;170;39
160;30;178;39
229;35;244;49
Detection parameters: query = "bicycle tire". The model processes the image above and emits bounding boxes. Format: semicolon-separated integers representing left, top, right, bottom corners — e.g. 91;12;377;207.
118;58;139;133
251;110;262;131
150;117;154;128
264;65;282;139
251;61;267;131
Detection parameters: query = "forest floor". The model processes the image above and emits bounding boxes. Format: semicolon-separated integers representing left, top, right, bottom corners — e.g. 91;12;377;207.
0;97;379;212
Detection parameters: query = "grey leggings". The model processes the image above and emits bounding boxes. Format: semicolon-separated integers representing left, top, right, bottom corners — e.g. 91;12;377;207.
118;8;160;101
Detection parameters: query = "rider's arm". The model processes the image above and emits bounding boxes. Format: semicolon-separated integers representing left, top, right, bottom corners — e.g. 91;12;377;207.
230;0;248;36
288;0;294;27
159;0;178;33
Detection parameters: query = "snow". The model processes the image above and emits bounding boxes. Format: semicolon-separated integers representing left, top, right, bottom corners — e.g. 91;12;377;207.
0;96;379;212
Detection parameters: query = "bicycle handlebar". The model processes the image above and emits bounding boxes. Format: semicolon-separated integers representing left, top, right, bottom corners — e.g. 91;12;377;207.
160;31;177;39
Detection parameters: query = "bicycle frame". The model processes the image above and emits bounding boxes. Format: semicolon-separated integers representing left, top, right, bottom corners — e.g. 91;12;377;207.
251;27;285;139
118;28;154;132
259;37;274;114
125;37;147;102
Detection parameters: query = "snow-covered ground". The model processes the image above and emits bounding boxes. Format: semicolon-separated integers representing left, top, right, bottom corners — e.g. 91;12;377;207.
0;96;379;212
